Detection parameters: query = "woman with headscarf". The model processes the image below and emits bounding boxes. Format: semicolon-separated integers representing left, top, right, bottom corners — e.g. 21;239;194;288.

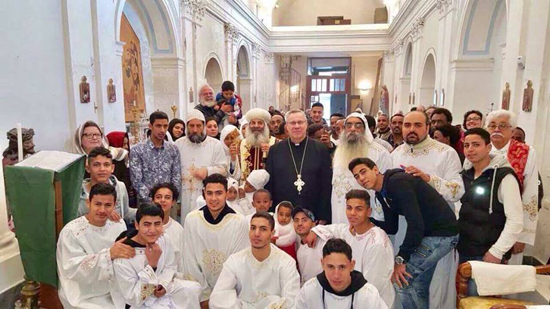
168;118;185;142
220;125;242;181
106;131;137;208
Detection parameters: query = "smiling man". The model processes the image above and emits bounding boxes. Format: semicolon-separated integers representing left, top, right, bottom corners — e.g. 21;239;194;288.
113;203;201;308
210;212;300;308
295;238;387;309
182;174;249;309
240;108;278;181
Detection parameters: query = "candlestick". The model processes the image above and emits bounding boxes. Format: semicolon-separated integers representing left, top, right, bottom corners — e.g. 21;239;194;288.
16;123;23;162
171;102;178;119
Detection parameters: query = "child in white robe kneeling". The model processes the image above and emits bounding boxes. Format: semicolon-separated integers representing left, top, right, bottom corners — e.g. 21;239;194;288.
295;238;388;309
113;203;201;309
273;201;297;261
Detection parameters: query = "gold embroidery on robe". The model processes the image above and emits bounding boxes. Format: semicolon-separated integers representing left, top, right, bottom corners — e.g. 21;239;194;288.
523;195;538;222
140;284;156;302
202;249;226;277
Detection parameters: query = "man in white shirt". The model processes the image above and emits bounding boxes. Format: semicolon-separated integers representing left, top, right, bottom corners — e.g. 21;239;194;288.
57;183;131;308
293;207;324;286
183;174;249;308
305;190;395;308
113;203;201;308
295;238;388;309
151;182;184;274
210;212;301;308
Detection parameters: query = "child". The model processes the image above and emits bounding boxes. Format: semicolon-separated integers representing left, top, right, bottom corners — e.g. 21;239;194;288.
273;201;297;260
245;189;273;223
226;178;254;215
113;203;201;308
215;81;242;120
242;169;270;203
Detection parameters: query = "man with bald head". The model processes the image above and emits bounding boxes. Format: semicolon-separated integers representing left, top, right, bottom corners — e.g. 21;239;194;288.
195;84;233;127
388;110;464;308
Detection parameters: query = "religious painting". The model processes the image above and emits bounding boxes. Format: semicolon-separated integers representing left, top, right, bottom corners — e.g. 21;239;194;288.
522;80;533;112
79;76;90;103
107;78;116;103
380;85;389;114
120;13;146;121
502;82;511;110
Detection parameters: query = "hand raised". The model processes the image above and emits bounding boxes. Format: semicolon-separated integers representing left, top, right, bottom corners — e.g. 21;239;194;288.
145;243;162;268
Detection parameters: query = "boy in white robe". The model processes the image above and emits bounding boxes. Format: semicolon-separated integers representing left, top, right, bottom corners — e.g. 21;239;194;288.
305;190;395;308
242;169;270;204
295;238;388;309
113;203;201;309
210;212;301;308
57;183;131;309
292;207;325;286
244;189;273;223
183;173;249;308
151;182;184;275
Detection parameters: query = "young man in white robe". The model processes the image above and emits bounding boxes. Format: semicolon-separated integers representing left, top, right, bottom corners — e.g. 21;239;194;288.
331;112;392;224
210;212;301;308
295;238;388;309
151;182;184;275
293;206;325;286
56;183;132;309
175;110;227;224
183;173;249;309
113;203;201;308
305;190;395;308
390;111;465;308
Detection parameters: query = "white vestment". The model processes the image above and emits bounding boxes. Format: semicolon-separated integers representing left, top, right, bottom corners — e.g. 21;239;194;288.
391;137;464;309
56;216;127;309
296;238;325;286
113;234;201;309
163;217;184;274
182;209;249;301
312;224;395;308
331;142;392;224
295;277;388;309
209;244;300;309
175;136;227;224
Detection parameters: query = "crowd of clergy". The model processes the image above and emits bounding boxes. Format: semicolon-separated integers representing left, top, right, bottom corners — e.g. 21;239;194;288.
54;80;541;308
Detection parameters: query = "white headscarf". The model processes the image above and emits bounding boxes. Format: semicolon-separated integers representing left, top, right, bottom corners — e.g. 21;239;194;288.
246;169;270;190
345;112;374;143
219;125;241;155
74;121;127;161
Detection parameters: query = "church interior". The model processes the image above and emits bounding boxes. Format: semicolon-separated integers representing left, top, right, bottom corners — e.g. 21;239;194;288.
2;0;550;307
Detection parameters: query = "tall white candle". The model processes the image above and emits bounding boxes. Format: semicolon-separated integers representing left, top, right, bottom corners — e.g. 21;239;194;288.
16;123;23;162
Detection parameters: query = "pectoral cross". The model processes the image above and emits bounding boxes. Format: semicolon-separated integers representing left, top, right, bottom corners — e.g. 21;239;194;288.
294;174;305;194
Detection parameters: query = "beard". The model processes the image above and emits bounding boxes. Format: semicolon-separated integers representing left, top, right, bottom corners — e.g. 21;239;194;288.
202;100;216;108
333;131;370;168
245;125;270;147
188;132;206;143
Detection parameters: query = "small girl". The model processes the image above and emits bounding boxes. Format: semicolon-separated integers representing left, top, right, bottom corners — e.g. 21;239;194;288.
273;201;297;261
227;178;254;215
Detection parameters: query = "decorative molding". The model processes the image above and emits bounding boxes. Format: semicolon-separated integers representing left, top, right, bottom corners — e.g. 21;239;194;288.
182;0;207;20
410;17;425;41
499;42;507;59
224;23;241;45
264;52;274;64
383;50;394;61
252;42;261;59
115;41;125;57
436;0;453;14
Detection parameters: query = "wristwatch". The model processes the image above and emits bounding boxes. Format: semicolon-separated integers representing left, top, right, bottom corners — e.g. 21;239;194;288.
395;256;405;265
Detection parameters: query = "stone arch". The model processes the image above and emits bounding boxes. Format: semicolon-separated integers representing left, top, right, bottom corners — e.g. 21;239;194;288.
204;57;224;94
419;53;436;107
459;0;506;57
237;43;253;111
403;42;413;77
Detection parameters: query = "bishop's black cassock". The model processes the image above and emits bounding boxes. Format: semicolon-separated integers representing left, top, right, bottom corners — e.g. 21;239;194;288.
265;137;332;222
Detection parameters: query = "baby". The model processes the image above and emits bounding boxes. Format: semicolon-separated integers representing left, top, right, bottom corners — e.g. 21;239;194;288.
273;201;297;260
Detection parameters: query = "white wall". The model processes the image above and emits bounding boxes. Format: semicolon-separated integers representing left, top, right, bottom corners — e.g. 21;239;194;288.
273;0;386;26
352;56;382;112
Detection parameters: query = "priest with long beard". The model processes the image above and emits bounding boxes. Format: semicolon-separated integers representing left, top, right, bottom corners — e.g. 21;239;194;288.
331;112;392;224
240;108;278;181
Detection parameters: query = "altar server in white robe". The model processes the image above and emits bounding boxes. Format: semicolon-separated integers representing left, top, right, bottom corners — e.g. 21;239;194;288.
183;174;249;308
390;111;464;309
175;110;227;224
151;182;184;275
306;190;395;308
292;206;325;286
113;203;201;309
295;238;388;309
331;113;392;224
210;212;300;308
56;183;130;309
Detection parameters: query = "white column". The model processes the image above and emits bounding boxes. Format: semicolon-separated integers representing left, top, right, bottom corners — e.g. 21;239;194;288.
0;140;24;294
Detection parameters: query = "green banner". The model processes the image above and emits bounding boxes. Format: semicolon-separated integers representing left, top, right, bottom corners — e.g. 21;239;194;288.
5;157;85;287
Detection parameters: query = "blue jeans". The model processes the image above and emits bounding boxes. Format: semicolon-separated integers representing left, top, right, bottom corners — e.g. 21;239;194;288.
395;235;459;309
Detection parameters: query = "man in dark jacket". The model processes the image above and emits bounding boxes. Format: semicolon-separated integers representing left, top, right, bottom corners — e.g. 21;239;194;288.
195;84;232;125
349;157;459;309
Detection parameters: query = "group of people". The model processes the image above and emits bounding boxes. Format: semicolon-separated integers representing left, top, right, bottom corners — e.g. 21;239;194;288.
54;79;541;309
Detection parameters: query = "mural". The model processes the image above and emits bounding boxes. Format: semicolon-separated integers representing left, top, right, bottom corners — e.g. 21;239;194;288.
120;13;146;121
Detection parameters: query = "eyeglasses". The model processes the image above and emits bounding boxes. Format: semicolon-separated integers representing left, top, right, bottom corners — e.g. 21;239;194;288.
82;133;102;139
487;123;511;130
466;117;482;122
345;123;364;129
287;121;306;127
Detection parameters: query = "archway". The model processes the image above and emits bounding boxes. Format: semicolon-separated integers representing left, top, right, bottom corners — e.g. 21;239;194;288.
204;57;223;94
419;54;436;107
237;45;253;111
398;43;413;111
